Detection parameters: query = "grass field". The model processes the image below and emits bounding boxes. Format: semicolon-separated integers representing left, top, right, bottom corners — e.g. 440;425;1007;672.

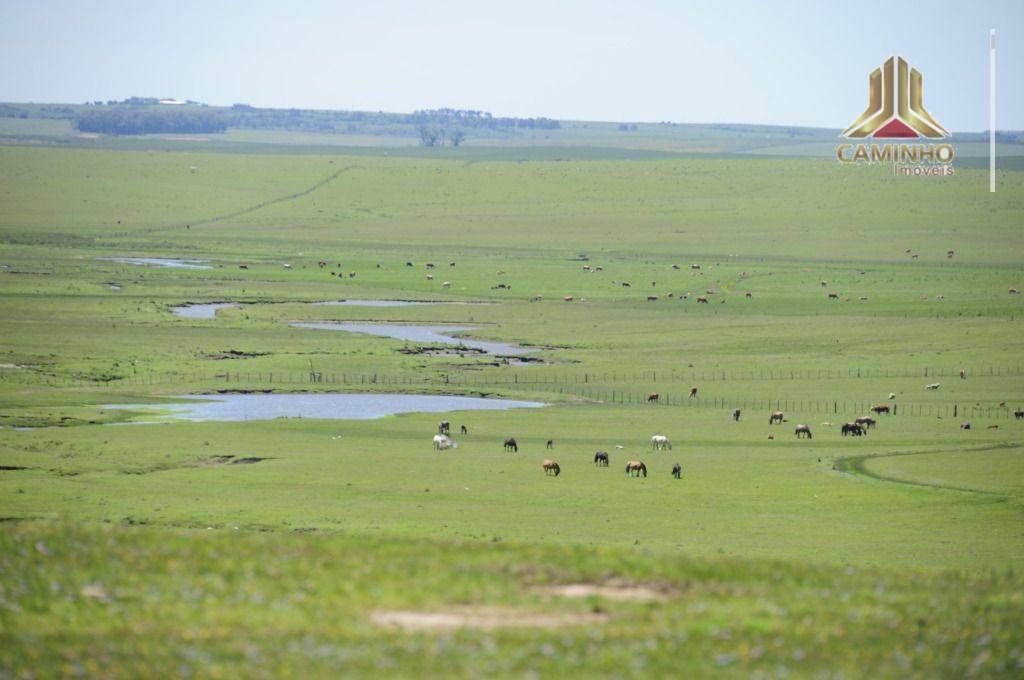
1;140;1023;676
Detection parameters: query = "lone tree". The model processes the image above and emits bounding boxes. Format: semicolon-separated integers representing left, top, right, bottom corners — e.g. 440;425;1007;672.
450;129;466;147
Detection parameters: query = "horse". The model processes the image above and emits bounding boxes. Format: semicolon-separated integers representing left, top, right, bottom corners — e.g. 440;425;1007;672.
438;420;451;435
960;422;971;430
841;422;864;437
671;463;682;479
769;411;784;424
925;382;941;390
959;368;966;379
541;459;561;476
432;435;456;450
794;424;812;439
689;387;698;398
546;439;554;449
460;425;468;434
1015;409;1024;420
871;404;891;415
503;437;518;452
854;416;876;429
647;392;660;403
696;296;709;304
651;435;672;450
625;461;648;477
594;451;609;467
732;408;741;421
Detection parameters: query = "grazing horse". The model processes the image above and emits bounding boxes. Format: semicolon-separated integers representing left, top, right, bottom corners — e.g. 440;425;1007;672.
671;463;682;479
855;416;876;429
541;459;561;476
460;425;468;435
732;408;741;421
689;387;698;398
794;424;812;439
871;404;891;415
1015;409;1024;420
546;439;554;449
647;392;660;403
769;411;784;425
841;422;864;437
925;382;941;390
438;420;451;435
960;368;966;379
594;451;609;466
503;437;518;452
960;422;971;430
432;435;456;450
651;435;672;450
625;461;648;478
696;296;709;304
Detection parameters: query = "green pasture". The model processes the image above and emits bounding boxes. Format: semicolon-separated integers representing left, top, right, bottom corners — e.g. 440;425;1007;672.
1;143;1022;675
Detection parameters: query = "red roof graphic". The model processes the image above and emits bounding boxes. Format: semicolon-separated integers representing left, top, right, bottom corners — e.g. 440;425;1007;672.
873;118;918;139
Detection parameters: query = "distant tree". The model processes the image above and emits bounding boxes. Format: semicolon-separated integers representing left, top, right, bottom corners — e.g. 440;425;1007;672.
450;129;466;147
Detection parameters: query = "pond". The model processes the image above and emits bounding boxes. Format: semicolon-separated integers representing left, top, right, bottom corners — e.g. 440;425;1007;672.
290;322;533;356
172;303;239;319
105;393;546;422
98;257;213;270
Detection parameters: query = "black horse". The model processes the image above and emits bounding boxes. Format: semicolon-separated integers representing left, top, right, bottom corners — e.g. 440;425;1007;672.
841;422;865;437
503;437;518;452
438;420;451;435
460;425;468;434
594;451;609;467
546;439;554;449
1015;409;1024;420
732;408;741;421
672;463;682;479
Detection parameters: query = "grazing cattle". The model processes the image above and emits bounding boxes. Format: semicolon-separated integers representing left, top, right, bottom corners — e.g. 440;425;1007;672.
625;460;648;477
595;266;603;272
426;274;434;281
1015;409;1024;420
564;296;574;302
855;416;876;429
622;282;631;288
769;411;784;424
960;422;971;430
546;439;554;449
732;408;741;421
647;392;660;403
871;404;891;415
460;425;468;435
988;425;999;430
821;280;828;287
671;264;681;270
594;451;609;466
348;272;356;278
745;292;753;298
689;387;698;398
503;437;518;452
671;463;682;479
425;263;435;269
283;263;292;270
318;261;327;268
449;261;456;267
541;459;561;476
947;250;955;258
841;422;865;437
438;421;451;435
432;435;456;450
651;435;672;450
696;296;709;304
925;382;941;390
582;265;591;271
690;264;701;270
794;424;812;439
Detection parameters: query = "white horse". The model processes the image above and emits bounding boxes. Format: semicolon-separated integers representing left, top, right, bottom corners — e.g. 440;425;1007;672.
433;434;456;450
651;435;672;450
925;383;941;390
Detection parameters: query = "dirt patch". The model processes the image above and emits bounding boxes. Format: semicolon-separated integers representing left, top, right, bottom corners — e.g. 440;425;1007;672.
370;607;607;631
536;581;668;602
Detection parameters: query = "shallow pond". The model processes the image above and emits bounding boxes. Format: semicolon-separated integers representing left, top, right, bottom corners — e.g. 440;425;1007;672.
290;322;532;356
172;303;239;319
99;257;212;270
106;393;546;422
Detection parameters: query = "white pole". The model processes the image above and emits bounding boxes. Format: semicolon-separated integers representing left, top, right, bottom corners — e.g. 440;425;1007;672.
990;29;996;193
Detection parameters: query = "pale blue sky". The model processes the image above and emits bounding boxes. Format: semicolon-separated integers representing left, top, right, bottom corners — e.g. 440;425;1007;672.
1;0;1020;130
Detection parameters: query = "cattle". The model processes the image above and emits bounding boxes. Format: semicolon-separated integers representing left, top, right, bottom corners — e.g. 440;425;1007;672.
769;411;784;424
690;264;701;270
820;280;828;287
317;261;327;268
425;263;435;269
671;264;681;270
426;274;434;281
449;262;456;267
406;261;414;267
689;387;698;398
622;282;631;288
960;368;966;379
530;295;543;302
283;263;292;270
460;425;468;435
594;451;609;466
503;437;518;452
745;292;753;298
349;272;356;278
239;264;248;270
541;460;561;476
794;424;812;439
647;295;659;301
442;281;451;288
564;296;574;302
1008;288;1019;295
647;392;660;403
888;393;897;400
671;463;682;479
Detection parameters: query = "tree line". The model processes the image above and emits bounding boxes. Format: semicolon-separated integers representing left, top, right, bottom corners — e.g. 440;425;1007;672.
74;108;228;135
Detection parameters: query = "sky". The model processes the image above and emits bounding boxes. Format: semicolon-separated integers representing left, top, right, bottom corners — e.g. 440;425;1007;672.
1;0;1021;131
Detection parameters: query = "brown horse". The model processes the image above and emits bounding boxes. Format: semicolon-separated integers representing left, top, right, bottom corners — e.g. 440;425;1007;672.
689;387;698;398
854;416;876;429
769;411;784;424
626;460;647;477
841;422;864;436
871;404;891;415
696;296;709;304
794;424;812;439
541;459;561;476
647;392;660;403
